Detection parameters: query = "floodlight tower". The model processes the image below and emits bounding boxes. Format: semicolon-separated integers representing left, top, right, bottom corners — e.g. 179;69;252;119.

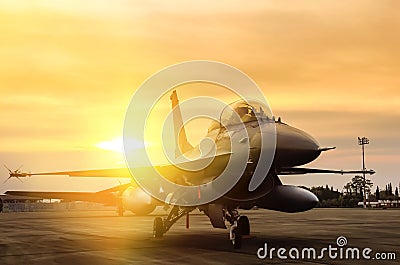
358;137;369;208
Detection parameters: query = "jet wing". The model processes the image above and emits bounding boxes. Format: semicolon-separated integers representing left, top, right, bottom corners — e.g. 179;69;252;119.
24;152;232;186
28;168;133;178
277;167;376;175
5;183;131;205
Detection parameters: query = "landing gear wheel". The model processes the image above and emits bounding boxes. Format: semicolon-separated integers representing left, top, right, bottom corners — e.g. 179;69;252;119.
231;227;242;249
153;217;164;238
238;215;250;235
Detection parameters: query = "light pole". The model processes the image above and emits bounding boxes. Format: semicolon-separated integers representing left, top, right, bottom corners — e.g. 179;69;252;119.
358;137;369;208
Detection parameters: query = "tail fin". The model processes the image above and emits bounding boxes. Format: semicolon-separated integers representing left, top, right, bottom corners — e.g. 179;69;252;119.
170;90;194;157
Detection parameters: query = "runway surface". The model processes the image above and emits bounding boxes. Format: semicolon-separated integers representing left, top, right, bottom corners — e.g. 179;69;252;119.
0;208;399;264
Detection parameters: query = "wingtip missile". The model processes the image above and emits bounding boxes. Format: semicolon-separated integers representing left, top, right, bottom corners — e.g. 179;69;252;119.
3;164;30;183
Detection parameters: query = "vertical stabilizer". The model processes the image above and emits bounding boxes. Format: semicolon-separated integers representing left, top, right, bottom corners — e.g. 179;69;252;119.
170;90;194;157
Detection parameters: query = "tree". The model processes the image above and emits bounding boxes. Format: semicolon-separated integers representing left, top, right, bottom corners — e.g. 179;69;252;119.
344;175;373;199
344;182;352;195
376;186;380;201
395;187;399;199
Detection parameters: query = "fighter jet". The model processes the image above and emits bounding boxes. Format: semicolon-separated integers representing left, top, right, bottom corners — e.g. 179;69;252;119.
6;90;375;248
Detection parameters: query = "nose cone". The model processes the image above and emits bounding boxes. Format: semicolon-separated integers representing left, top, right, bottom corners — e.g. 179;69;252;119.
278;124;319;151
274;123;322;167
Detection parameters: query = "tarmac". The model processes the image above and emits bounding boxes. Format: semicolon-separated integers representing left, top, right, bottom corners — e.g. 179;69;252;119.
0;208;399;265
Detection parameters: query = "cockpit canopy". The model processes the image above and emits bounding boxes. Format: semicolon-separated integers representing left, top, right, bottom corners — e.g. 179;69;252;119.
208;99;272;132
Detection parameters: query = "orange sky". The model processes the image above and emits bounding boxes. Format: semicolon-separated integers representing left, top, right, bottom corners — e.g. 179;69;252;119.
1;0;399;193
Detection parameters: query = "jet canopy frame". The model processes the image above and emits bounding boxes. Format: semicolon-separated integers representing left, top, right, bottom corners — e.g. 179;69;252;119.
208;99;273;132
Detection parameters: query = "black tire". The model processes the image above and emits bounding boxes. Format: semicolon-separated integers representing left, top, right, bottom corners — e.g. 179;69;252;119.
153;217;164;238
238;215;250;235
231;227;242;249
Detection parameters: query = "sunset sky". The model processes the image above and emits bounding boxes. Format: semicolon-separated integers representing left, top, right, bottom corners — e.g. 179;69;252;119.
1;0;399;193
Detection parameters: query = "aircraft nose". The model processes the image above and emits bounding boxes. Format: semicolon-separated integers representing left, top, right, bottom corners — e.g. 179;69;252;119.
249;123;322;167
274;124;322;167
286;126;319;151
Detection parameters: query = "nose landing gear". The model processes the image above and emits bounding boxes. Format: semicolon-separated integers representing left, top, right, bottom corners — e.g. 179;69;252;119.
153;217;164;238
153;205;195;238
226;209;250;249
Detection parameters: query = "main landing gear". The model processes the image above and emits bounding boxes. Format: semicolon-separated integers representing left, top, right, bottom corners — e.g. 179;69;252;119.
153;205;250;249
153;205;195;238
226;208;250;249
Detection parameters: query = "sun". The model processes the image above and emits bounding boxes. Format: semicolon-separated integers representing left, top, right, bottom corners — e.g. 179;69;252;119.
96;137;124;153
96;136;154;153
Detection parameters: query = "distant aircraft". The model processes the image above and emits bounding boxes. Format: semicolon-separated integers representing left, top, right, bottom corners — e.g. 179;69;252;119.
6;90;375;248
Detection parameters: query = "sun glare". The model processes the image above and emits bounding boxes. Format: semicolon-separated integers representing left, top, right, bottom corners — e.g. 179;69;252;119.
96;137;154;153
96;137;124;152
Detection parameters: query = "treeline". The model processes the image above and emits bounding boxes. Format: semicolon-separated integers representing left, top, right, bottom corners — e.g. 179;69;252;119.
302;185;360;208
375;183;399;201
302;179;399;208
